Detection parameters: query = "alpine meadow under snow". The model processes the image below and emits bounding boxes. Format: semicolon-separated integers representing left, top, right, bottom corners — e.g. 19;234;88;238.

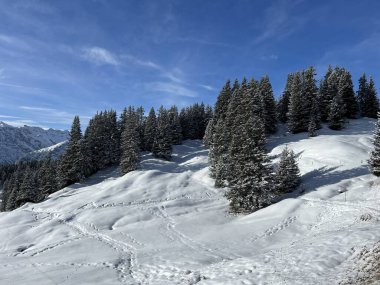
0;118;380;284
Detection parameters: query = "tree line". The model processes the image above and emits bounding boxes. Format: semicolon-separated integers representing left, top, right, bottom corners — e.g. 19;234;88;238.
205;66;379;213
0;103;212;211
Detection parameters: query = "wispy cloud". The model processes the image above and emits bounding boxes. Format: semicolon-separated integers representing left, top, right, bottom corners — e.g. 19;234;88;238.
147;82;198;98
254;0;304;44
175;37;238;49
83;47;120;65
0;82;46;92
0;115;21;119
20;106;56;112
198;84;216;91
260;54;279;61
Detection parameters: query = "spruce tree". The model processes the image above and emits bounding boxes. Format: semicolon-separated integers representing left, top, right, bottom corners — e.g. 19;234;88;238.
328;93;345;130
369;113;380;176
338;70;358;119
168;105;182;145
120;111;140;175
58;116;85;188
318;65;334;122
227;115;273;213
365;77;379;118
277;73;293;123
152;106;172;160
287;72;305;133
143;107;158;152
357;73;368;117
258;75;277;134
275;147;301;194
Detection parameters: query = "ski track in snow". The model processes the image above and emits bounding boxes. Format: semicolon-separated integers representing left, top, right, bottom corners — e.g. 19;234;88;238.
1;119;380;284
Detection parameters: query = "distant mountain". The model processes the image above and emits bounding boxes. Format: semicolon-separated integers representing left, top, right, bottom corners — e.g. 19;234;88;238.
19;140;68;162
0;122;69;164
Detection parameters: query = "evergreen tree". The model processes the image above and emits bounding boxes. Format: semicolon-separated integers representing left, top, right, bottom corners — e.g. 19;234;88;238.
226;115;273;213
328;93;345;130
287;72;305;133
120;110;140;175
318;65;334;122
152;106;172;160
168;106;182;145
357;73;368;117
58;116;85;188
277;74;293;123
365;77;379;118
338;69;358;119
275;147;301;194
203;118;214;148
258;75;277;134
143;107;157;152
369;113;380;176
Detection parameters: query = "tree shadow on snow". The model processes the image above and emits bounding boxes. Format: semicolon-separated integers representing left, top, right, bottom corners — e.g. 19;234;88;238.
274;165;370;202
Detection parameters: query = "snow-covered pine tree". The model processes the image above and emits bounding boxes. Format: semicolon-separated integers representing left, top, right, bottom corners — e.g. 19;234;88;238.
275;147;301;194
152;106;172;160
365;77;379;119
227;114;274;213
143;107;157;152
58;116;85;188
120;109;140;175
338;69;358;119
212;79;240;184
277;73;293;123
203;118;214;148
308;97;321;137
318;65;334;122
287;72;305;133
302;67;318;126
168;105;183;145
258;75;277;134
357;73;368;117
136;106;145;149
369;112;380;176
328;92;345;130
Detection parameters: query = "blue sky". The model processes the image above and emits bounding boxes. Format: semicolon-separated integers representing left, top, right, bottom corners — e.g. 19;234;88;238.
1;0;380;130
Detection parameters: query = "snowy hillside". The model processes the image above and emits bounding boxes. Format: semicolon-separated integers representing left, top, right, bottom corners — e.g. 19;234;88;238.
19;141;68;162
0;122;69;163
0;118;380;284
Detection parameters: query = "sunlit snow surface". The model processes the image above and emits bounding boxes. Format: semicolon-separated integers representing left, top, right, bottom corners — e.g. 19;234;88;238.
1;118;380;285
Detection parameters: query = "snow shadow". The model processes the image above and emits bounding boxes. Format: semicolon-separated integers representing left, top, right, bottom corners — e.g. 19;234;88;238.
302;165;369;190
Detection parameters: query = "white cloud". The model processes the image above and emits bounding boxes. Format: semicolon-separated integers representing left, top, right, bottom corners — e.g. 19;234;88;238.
148;82;198;98
199;84;216;91
83;47;119;65
254;0;304;44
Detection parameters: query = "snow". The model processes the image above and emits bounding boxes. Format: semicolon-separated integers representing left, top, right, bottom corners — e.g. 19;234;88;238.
0;122;69;163
19;140;68;161
0;118;380;284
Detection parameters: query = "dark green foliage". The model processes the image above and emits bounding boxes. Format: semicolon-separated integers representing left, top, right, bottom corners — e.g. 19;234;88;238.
153;106;172;160
287;72;305;133
168;106;183;145
120;108;140;175
328;93;345;130
180;103;212;140
1;158;58;211
318;66;334;122
58;116;85;188
338;70;358;119
226;115;274;213
258;75;277;134
369;113;380;176
277;74;293;123
275;147;301;194
365;77;379;118
143;108;157;152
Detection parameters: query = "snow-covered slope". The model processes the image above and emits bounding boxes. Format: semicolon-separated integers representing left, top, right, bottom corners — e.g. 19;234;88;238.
0;118;379;285
0;122;69;163
19;141;68;162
